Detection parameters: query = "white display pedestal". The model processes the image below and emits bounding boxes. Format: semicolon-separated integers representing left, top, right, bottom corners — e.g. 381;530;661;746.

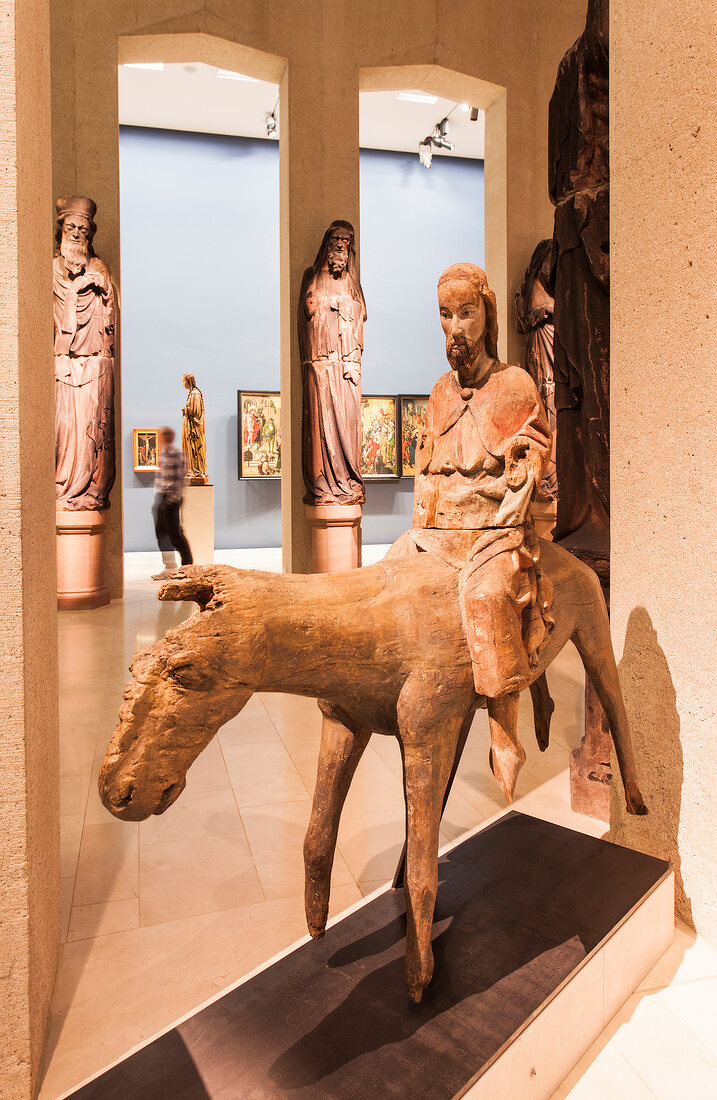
181;484;214;566
463;865;674;1098
65;813;674;1099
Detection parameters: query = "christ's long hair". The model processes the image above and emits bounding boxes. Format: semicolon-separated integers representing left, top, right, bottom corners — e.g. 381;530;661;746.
311;220;366;319
438;263;499;360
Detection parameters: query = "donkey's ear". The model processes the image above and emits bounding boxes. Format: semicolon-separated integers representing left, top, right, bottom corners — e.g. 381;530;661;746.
158;569;215;610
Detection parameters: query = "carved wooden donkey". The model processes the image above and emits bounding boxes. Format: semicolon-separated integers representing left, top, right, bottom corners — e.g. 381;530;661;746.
99;263;647;1003
99;547;645;1003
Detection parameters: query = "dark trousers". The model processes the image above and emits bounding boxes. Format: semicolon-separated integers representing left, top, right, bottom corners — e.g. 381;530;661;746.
153;495;193;565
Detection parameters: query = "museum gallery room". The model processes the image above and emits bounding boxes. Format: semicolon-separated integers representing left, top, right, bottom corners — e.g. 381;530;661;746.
1;1;715;1098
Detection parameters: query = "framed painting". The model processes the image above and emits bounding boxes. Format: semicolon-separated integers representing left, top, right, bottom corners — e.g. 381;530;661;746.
360;394;399;480
238;391;281;479
399;394;429;476
133;428;161;472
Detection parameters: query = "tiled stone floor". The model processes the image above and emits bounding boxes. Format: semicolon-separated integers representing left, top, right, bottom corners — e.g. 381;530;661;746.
41;548;717;1099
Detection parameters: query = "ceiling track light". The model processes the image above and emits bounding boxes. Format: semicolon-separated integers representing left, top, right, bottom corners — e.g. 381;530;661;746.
418;116;454;166
266;113;278;139
431;117;453;151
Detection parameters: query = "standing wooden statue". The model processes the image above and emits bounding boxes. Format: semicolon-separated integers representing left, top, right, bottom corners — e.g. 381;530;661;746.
181;373;207;484
54;195;115;511
515;239;557;500
549;0;612;817
549;0;609;579
298;221;366;507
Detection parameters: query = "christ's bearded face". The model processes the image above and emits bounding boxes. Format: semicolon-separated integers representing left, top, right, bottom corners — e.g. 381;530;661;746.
327;228;352;276
438;279;487;384
60;216;91;274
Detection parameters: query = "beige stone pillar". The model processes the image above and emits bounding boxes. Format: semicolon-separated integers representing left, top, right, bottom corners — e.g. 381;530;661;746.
279;45;360;573
50;0;124;598
0;0;61;1093
609;0;716;941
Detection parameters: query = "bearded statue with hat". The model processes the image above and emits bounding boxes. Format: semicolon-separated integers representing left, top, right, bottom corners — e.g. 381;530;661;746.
53;195;116;511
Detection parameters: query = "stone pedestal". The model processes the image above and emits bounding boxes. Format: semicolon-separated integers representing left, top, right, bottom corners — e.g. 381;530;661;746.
70;814;673;1100
56;510;110;610
305;503;362;573
531;498;557;540
181;484;214;566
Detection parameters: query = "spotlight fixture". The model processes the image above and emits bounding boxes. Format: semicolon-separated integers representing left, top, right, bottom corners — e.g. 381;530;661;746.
459;102;470;113
418;116;454;167
266;113;278;139
470;107;479;122
432;117;453;150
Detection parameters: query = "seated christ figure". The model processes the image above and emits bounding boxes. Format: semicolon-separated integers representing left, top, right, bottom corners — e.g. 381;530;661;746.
390;263;554;797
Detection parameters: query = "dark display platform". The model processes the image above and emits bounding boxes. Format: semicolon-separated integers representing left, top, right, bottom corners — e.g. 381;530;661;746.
69;812;670;1100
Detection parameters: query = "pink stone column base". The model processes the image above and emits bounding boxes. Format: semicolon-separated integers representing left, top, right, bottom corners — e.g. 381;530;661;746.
56;510;111;610
305;503;362;573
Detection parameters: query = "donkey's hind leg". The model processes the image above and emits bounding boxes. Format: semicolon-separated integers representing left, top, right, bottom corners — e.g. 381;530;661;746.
304;702;371;938
570;573;647;815
398;672;469;1002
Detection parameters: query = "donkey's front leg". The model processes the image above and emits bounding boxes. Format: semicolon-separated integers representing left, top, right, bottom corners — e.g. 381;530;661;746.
304;702;371;938
398;673;466;1003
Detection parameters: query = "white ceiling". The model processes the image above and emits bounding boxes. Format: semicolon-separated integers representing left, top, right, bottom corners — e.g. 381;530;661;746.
118;62;484;161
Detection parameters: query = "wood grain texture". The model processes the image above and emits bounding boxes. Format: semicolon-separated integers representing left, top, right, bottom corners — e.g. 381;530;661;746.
99;539;646;1002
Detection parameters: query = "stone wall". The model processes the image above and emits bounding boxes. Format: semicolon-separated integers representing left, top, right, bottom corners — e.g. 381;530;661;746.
0;0;60;1094
610;0;717;942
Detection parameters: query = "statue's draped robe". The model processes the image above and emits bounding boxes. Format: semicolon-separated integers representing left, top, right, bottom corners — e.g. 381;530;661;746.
548;22;610;578
515;261;557;499
299;267;366;505
182;387;207;480
390;364;554;697
53;256;116;510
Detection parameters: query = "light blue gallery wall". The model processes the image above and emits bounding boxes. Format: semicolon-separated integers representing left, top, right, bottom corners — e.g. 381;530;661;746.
119;126;484;550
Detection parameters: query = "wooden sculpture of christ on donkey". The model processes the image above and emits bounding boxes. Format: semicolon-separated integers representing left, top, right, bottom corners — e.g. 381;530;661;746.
98;263;646;1005
389;262;554;798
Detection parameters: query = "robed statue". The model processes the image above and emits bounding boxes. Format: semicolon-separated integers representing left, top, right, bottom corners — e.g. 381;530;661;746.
181;373;208;484
548;0;609;580
298;220;367;506
391;263;553;719
53;196;115;511
515;239;557;500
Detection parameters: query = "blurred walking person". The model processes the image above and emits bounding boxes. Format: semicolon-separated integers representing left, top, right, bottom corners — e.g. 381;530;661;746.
152;426;193;580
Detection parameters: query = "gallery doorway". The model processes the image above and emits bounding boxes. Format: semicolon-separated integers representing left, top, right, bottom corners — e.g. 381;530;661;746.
357;86;485;546
118;59;282;570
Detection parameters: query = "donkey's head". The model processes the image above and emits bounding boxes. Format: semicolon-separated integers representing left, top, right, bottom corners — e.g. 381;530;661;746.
99;568;262;820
